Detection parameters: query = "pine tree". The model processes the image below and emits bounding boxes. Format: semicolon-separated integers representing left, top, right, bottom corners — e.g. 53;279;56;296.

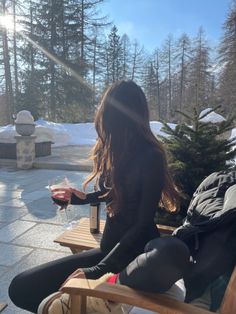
106;25;123;84
17;0;107;122
17;0;44;119
160;107;236;215
120;34;131;80
218;0;236;116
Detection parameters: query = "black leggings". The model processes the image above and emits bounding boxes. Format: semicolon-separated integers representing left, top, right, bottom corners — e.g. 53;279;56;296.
9;236;190;313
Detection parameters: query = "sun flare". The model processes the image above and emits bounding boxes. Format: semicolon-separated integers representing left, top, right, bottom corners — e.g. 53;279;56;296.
0;14;22;32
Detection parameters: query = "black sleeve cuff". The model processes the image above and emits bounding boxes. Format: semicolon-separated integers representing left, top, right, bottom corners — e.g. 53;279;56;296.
82;260;120;279
70;190;108;205
82;265;107;279
70;193;89;205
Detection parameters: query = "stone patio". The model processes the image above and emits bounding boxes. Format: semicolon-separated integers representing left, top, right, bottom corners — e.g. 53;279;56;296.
0;145;96;313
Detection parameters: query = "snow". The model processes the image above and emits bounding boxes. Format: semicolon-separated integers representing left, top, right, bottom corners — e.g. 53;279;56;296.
230;128;236;142
36;119;97;146
15;110;34;124
0;119;175;147
0;109;234;147
150;121;176;137
199;108;226;123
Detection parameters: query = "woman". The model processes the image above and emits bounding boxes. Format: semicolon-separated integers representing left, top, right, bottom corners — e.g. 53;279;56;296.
9;81;190;313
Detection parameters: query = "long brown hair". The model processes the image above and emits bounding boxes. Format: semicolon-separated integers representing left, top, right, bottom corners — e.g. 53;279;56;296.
84;80;180;214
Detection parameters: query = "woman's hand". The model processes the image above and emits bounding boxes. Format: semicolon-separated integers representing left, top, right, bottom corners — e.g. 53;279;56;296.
51;187;86;203
60;268;86;290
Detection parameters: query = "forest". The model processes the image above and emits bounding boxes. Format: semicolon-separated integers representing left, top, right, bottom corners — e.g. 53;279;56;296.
0;0;236;124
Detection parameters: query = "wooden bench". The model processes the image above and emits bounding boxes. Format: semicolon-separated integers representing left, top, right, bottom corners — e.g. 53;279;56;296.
54;217;176;253
0;303;7;313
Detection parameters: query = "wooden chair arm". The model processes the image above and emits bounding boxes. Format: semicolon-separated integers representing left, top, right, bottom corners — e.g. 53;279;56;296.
220;266;236;314
0;303;7;313
62;278;214;314
157;224;176;235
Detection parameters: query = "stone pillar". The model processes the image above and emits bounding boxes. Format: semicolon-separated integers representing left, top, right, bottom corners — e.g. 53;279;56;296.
15;135;36;169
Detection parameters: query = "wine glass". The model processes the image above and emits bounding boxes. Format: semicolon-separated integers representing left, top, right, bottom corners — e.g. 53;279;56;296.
47;176;76;230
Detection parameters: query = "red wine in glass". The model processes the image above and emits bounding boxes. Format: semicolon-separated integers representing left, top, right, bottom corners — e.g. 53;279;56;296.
51;196;69;209
48;176;75;229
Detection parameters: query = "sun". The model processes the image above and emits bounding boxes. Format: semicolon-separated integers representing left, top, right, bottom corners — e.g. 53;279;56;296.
0;14;22;32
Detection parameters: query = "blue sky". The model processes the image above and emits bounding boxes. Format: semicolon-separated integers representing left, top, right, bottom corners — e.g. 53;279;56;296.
101;0;231;51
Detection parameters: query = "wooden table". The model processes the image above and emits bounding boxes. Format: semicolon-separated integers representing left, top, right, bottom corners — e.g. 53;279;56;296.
0;303;7;313
54;217;176;254
54;217;105;253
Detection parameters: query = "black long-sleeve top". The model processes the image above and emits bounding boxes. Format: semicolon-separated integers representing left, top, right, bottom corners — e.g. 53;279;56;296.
70;144;165;279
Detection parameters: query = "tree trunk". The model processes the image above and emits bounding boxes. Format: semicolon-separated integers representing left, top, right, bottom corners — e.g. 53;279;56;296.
168;42;172;119
92;36;97;106
50;0;56;121
156;52;161;119
2;0;14;123
13;0;19;107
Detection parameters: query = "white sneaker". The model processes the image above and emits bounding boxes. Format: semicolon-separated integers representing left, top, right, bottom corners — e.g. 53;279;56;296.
37;291;70;314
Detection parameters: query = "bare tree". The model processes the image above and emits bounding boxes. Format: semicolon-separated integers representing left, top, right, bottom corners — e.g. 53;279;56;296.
218;0;236;116
175;33;191;113
160;34;174;120
130;39;145;83
186;27;212;114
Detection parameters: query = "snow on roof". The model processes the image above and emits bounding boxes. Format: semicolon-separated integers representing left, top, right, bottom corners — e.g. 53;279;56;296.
199;108;226;123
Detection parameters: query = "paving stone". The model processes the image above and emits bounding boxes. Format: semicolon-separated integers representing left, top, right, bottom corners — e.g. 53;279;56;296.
0;198;33;208
20;182;48;193
22;204;90;224
0;190;24;199
20;189;49;201
0;249;69;314
13;223;71;252
0;220;36;242
0;206;28;222
0;243;33;266
19;178;47;189
29;196;54;211
0;222;6;229
0;265;8;277
0;196;12;203
0;166;93;313
0;182;21;191
1;306;30;314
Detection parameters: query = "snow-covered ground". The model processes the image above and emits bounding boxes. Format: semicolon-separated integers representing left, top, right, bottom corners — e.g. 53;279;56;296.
0;119;176;147
0;108;234;147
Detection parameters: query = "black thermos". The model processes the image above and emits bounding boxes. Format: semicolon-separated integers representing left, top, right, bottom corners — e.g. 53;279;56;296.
89;202;100;234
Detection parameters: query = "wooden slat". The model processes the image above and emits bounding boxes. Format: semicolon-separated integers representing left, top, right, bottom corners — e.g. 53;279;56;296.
54;218;104;251
0;303;7;313
157;224;176;234
220;267;236;314
71;295;86;314
62;279;214;314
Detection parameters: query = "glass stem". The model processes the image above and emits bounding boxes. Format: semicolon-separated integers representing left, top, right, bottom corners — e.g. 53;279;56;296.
64;207;69;222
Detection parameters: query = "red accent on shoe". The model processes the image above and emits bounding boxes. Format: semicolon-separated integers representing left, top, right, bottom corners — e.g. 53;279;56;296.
107;274;119;284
